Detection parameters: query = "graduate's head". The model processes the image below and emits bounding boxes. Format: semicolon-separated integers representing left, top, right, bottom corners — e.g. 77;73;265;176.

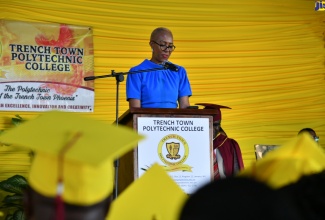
24;152;114;220
298;128;319;143
0;111;144;220
25;186;112;220
179;177;302;220
279;171;325;220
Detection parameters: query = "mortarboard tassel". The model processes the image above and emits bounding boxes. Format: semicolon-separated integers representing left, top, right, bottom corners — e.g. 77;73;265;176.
56;132;83;220
55;180;65;220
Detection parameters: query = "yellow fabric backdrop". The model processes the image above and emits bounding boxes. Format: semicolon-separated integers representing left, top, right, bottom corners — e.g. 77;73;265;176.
0;0;325;181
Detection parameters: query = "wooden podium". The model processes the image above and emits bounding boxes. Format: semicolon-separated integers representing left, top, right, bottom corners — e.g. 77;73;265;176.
117;107;218;195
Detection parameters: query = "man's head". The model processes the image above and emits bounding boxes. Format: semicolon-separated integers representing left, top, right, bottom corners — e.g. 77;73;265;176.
149;27;175;64
195;103;231;137
298;128;319;143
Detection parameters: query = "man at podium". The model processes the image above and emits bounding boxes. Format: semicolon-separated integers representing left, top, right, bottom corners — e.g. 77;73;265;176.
126;27;192;109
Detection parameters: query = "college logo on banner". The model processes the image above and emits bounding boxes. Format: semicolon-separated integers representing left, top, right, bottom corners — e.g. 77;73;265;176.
0;20;95;112
157;134;192;172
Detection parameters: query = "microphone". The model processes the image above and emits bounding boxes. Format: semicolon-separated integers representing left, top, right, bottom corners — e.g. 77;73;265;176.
84;76;96;81
163;61;179;71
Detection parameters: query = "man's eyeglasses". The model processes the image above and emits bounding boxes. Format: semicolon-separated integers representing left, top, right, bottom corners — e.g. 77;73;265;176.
151;41;176;52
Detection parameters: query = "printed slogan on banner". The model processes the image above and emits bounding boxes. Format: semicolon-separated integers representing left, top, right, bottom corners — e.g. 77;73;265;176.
0;20;95;112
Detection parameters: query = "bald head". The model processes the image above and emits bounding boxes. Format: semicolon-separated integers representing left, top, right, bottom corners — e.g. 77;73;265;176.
149;27;175;64
150;27;173;41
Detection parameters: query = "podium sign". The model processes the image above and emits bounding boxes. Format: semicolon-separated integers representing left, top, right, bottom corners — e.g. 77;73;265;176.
117;108;216;195
136;116;213;194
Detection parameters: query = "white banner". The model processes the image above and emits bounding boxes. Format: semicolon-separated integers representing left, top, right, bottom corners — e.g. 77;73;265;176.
0;20;95;112
137;116;212;194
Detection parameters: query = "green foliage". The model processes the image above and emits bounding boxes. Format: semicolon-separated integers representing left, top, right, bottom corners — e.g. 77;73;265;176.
0;115;25;137
5;210;25;220
0;115;27;220
0;175;28;195
10;115;24;127
0;175;28;220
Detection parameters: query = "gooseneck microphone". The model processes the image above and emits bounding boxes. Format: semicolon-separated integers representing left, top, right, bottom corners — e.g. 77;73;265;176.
83;62;179;82
163;61;179;71
84;76;95;81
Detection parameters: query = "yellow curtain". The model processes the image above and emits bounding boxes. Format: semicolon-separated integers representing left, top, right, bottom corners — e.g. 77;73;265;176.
1;0;325;180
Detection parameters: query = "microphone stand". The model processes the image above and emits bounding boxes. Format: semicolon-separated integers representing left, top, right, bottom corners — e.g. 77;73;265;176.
84;66;166;199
